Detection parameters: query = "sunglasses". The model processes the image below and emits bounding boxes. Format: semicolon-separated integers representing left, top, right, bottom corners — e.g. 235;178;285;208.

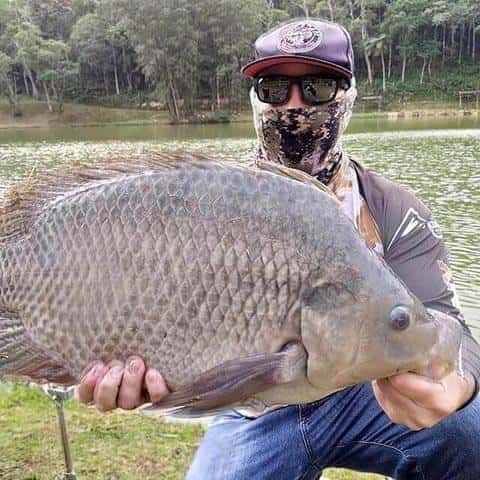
253;75;349;106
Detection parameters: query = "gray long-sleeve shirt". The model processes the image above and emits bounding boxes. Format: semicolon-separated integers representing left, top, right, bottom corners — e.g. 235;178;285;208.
352;159;480;393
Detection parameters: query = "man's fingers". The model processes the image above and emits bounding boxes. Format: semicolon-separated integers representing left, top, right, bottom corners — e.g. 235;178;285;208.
373;378;438;430
387;372;444;405
145;368;170;403
117;356;146;410
93;361;125;412
75;363;106;404
373;378;418;428
75;359;169;412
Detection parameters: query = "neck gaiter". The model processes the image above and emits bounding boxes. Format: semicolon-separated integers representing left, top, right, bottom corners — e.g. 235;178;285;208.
251;80;357;185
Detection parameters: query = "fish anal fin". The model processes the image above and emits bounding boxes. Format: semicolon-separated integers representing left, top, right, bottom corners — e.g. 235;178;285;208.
142;341;307;416
0;308;76;385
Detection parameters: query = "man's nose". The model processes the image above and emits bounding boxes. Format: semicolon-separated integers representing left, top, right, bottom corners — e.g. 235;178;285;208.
283;83;307;109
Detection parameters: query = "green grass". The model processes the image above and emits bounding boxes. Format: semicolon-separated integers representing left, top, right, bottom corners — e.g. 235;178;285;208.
0;97;169;129
0;383;385;480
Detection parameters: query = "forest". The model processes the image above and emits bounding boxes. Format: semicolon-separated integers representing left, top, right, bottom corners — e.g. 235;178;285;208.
0;0;479;121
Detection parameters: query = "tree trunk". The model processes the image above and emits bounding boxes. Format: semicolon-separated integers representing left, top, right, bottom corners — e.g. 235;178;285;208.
22;68;29;96
42;81;53;113
113;48;120;95
473;19;477;61
451;24;455;60
5;79;21;115
51;79;58;101
420;57;426;85
103;69;109;95
24;64;39;99
170;82;180;120
442;24;446;70
346;0;354;19
166;67;180;121
360;1;373;85
467;21;472;57
428;58;432;78
401;51;407;82
459;23;464;64
388;42;392;78
364;50;373;85
216;71;221;109
327;0;334;21
303;0;309;18
50;79;63;113
381;49;386;92
6;81;15;107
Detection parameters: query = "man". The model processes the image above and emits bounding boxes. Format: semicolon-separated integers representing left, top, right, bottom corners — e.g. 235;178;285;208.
77;19;480;479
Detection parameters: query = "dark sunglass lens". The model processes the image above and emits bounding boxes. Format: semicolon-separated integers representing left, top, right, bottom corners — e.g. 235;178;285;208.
301;78;337;104
256;77;290;104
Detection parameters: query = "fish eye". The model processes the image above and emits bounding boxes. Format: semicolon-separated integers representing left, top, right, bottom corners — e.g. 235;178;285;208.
389;305;411;331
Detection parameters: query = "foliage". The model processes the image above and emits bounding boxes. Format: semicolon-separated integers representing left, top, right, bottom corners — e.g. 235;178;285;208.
0;0;480;120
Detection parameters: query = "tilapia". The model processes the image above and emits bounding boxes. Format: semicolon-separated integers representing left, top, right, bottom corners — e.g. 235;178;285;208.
0;153;461;416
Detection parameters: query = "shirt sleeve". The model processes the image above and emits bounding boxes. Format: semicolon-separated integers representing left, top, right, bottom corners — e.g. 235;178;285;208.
379;181;480;394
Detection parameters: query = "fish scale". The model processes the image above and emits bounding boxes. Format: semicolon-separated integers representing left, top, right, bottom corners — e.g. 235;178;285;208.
0;155;461;416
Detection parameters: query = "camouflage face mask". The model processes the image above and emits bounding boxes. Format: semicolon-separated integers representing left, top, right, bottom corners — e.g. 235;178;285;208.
251;80;357;184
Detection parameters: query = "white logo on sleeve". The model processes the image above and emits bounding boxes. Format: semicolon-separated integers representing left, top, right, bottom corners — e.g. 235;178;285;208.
386;208;443;252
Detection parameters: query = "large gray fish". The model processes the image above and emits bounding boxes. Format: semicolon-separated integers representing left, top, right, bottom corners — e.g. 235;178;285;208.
0;154;461;416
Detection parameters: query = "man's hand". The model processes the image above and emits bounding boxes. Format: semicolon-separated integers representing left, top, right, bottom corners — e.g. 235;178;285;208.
372;370;476;430
75;356;170;412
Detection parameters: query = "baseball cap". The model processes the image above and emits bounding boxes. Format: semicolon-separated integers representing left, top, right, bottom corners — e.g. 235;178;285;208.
242;19;354;80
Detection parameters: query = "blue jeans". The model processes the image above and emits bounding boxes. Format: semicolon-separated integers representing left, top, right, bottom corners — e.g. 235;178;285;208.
187;382;480;480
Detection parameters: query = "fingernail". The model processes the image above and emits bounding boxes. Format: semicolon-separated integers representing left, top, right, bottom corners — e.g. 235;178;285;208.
89;364;103;380
127;358;141;375
111;366;124;379
146;370;159;383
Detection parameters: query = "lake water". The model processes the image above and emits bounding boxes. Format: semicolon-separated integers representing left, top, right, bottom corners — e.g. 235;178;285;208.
0;115;478;339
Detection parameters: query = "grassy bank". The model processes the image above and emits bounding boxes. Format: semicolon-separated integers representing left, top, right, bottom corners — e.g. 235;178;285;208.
0;383;384;480
0;98;169;129
1;95;478;130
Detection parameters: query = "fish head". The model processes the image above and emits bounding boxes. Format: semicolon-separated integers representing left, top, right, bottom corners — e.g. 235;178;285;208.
301;278;458;390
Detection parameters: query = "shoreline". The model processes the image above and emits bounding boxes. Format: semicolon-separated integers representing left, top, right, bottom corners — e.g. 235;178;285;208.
0;103;478;130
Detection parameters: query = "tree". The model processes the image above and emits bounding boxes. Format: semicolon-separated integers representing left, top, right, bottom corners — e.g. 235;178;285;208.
116;0;198;121
37;38;78;112
383;0;430;81
0;51;21;115
365;34;387;91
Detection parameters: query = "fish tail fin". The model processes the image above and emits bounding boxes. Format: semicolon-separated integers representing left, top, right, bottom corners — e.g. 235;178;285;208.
0;308;76;384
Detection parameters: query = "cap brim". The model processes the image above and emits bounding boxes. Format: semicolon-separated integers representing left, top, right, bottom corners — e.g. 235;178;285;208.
241;55;352;80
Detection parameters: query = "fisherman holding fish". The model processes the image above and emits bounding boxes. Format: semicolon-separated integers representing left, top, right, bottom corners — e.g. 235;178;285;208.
75;19;480;479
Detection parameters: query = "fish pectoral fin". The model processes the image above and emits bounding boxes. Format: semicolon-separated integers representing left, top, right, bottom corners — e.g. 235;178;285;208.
0;308;76;385
142;341;307;417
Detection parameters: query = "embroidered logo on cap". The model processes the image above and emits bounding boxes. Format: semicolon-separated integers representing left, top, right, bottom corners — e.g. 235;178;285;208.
278;22;323;53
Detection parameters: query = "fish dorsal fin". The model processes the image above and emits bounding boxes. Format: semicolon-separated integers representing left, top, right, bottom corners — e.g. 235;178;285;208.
255;160;337;199
0;153;337;243
0;152;225;242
